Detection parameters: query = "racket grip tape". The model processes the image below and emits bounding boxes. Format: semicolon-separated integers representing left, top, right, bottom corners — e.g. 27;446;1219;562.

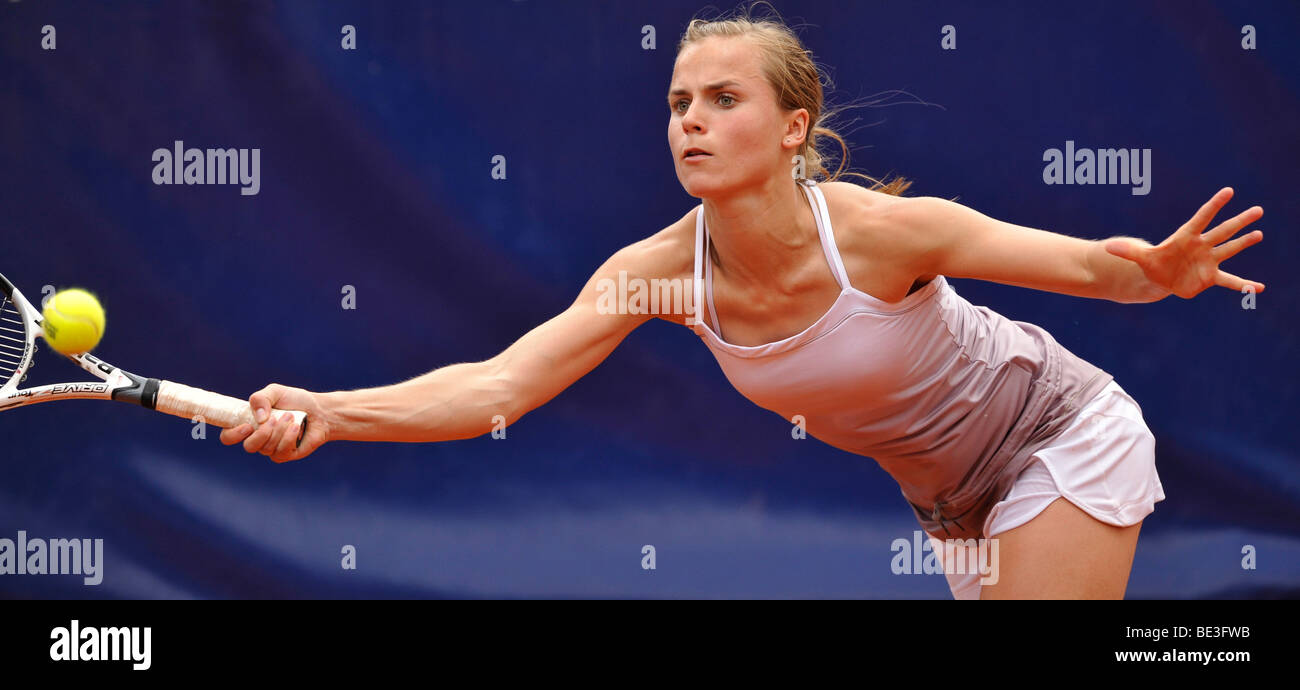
154;380;308;446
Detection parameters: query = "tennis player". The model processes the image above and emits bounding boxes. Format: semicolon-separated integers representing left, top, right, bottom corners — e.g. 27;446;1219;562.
220;7;1265;599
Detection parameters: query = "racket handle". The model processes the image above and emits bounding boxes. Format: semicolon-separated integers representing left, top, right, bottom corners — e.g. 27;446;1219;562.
154;380;307;442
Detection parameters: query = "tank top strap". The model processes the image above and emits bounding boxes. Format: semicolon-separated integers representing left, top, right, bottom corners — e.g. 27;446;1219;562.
703;232;723;338
692;205;724;338
693;180;844;338
799;178;853;291
691;206;709;336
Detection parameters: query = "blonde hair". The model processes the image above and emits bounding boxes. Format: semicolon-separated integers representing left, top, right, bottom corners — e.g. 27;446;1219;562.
676;2;913;196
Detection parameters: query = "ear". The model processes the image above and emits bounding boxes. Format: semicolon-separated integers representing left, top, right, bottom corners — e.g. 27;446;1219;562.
782;108;810;150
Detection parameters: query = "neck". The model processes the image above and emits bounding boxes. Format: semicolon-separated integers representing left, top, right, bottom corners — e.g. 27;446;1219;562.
703;177;819;288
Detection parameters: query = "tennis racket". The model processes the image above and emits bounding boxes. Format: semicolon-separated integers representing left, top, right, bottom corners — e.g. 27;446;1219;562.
0;271;307;445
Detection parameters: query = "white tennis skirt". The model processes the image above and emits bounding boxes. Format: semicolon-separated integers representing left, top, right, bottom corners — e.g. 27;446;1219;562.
928;379;1166;600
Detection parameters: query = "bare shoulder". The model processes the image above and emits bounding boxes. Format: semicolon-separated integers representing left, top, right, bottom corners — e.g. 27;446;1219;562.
819;180;915;227
819;181;925;260
620;206;696;279
583;206;698;326
817;180;941;294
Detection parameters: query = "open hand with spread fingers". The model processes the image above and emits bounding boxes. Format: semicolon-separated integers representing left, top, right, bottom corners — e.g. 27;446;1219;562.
1104;187;1266;300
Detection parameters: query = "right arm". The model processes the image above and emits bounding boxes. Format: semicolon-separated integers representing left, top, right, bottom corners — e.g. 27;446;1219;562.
324;236;659;442
221;235;673;462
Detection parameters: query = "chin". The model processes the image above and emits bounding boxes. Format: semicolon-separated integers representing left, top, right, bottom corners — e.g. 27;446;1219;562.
677;172;729;200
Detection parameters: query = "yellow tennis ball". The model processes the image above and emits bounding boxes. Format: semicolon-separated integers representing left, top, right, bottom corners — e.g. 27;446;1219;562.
41;288;106;354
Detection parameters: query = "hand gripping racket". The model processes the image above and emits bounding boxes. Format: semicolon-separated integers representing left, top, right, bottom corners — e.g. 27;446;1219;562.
0;271;307;445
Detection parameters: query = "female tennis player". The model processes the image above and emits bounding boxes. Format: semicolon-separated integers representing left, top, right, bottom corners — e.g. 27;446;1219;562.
220;7;1265;599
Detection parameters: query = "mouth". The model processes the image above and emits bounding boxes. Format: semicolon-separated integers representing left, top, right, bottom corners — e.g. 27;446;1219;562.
683;148;712;160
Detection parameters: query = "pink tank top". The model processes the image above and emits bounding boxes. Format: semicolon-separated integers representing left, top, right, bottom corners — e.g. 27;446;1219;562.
689;178;1114;540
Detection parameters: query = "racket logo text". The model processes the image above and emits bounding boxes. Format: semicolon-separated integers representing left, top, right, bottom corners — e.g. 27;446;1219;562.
4;382;110;399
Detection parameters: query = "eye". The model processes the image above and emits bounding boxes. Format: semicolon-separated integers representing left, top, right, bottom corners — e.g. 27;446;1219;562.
671;94;737;114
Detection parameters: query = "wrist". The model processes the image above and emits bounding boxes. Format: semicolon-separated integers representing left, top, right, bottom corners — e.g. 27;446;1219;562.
315;390;351;441
1092;237;1163;303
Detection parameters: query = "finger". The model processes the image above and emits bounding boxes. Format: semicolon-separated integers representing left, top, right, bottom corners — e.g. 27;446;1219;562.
247;414;282;455
1182;187;1233;235
1214;269;1265;293
242;415;279;454
271;444;304;464
256;414;287;455
1204;205;1263;245
297;427;325;459
220;424;253;446
276;435;316;464
1210;230;1263;263
272;412;301;461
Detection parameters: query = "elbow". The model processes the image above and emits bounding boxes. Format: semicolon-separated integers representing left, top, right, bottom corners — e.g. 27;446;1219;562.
482;357;526;432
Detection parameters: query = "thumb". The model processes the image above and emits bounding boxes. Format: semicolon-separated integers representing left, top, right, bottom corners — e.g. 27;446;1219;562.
1104;238;1143;262
249;383;285;424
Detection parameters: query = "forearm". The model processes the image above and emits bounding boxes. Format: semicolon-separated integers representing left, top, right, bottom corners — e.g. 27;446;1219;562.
1087;237;1171;304
318;360;514;443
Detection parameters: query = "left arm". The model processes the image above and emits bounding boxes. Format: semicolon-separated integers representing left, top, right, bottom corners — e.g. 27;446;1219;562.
890;188;1265;304
892;195;1164;303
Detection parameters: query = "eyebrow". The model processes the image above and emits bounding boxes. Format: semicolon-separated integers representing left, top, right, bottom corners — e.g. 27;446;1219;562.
667;80;742;99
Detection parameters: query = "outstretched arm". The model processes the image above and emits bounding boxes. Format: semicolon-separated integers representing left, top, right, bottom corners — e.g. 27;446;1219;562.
220;237;666;462
891;187;1265;304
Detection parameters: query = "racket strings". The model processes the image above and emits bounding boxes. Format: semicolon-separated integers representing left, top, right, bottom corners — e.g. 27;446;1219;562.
0;295;28;381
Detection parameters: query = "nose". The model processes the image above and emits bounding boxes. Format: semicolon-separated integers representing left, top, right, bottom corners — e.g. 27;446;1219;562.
680;101;705;134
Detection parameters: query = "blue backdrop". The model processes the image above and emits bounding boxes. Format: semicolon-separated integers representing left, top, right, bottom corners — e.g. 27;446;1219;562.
1;0;1296;598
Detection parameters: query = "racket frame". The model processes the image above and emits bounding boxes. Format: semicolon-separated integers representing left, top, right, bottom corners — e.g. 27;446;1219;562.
0;271;305;445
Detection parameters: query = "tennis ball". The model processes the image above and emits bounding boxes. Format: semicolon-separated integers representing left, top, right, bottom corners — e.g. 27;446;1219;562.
41;288;106;354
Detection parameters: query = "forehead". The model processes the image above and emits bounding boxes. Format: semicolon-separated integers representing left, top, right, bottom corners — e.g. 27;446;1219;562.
670;36;764;88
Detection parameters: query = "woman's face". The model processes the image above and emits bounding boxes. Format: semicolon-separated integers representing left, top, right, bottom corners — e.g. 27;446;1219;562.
667;36;802;199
